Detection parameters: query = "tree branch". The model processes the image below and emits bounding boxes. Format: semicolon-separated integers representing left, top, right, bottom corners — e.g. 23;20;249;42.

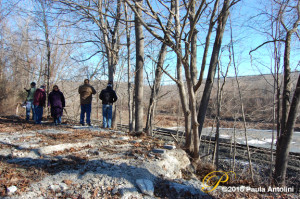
249;39;285;55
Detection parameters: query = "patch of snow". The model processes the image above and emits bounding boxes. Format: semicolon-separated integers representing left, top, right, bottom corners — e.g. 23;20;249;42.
220;134;231;139
7;186;18;195
37;129;72;135
246;139;267;145
38;142;94;155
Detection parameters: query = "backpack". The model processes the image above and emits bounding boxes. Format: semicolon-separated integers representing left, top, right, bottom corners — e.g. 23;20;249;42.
102;90;112;103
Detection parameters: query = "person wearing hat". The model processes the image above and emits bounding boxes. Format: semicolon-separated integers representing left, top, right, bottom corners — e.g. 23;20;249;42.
78;79;96;126
24;82;37;121
33;85;46;124
99;81;118;128
48;85;65;125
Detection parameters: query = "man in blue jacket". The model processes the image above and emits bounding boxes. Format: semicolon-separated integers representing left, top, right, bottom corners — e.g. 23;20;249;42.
99;82;118;128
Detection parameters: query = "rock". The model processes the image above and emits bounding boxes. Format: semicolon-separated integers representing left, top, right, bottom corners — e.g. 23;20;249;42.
169;181;210;198
148;153;155;158
112;187;119;195
119;136;130;141
116;131;126;135
82;190;91;199
59;182;69;190
152;148;165;154
142;149;190;179
49;184;60;192
136;179;154;196
7;185;17;194
118;185;139;197
163;145;176;150
88;149;99;155
120;162;127;169
131;139;142;144
168;178;214;198
101;162;110;168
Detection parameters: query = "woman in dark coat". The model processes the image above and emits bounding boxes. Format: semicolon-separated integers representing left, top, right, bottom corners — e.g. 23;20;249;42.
48;85;65;125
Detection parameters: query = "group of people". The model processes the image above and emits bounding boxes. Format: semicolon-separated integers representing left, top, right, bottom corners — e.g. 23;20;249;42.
25;79;117;128
25;82;65;125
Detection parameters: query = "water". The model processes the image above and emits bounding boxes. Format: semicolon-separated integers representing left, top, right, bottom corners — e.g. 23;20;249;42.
168;127;300;153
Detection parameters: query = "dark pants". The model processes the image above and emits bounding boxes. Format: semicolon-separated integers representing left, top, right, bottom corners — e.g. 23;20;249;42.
34;105;43;124
80;104;91;125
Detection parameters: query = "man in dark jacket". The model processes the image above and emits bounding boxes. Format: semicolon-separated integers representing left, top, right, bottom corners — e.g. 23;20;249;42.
78;79;96;126
33;85;46;124
48;85;65;125
99;82;118;128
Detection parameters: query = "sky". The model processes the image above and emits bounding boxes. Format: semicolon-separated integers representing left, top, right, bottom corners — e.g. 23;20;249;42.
4;0;299;85
157;0;299;85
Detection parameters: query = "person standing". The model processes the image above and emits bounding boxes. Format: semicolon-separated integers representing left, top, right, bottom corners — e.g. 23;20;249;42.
48;85;65;125
33;85;46;124
24;82;37;121
99;82;118;128
78;79;96;126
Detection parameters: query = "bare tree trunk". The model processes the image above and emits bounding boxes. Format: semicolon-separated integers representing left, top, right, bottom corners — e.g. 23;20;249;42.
190;0;198;86
145;41;167;136
274;2;300;184
234;65;254;181
174;0;192;151
176;62;190;147
270;75;276;184
232;117;237;172
230;24;254;180
38;0;51;118
188;0;199;158
270;23;281;183
145;4;173;136
213;65;221;168
280;33;293;137
134;0;144;133
197;0;231;145
128;82;133;132
124;3;133;132
213;50;230;169
132;89;135;129
194;0;220;91
110;0;121;129
274;74;300;185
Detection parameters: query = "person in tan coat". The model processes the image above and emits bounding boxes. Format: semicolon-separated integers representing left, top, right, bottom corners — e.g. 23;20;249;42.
78;79;96;126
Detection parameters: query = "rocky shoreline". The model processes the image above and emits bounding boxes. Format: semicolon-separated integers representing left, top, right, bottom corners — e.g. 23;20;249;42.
0;125;213;198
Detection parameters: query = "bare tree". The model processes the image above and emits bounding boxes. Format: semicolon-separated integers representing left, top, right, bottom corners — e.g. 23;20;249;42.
249;0;300;185
134;0;144;133
197;0;233;150
145;7;174;136
274;0;300;186
55;0;123;127
124;0;240;159
213;48;231;169
33;0;52;116
124;2;134;132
